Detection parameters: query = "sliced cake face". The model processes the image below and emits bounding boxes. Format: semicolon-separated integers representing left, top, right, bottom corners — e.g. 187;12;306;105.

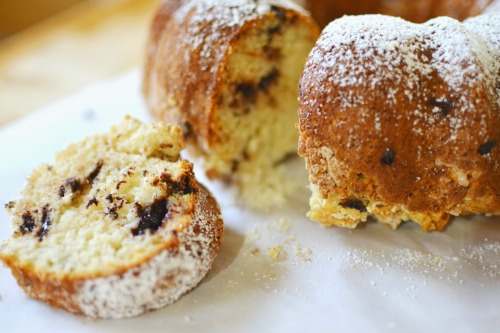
0;117;224;318
204;5;320;179
298;14;500;231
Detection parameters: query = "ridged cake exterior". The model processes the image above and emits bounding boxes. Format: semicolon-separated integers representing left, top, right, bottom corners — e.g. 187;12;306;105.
298;14;500;231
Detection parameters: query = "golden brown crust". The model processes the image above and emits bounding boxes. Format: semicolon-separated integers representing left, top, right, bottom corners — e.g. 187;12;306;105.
1;184;223;317
143;0;240;150
298;14;500;230
143;0;184;97
305;0;495;27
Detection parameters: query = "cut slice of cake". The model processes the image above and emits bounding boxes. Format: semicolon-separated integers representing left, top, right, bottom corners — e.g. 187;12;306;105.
0;116;223;318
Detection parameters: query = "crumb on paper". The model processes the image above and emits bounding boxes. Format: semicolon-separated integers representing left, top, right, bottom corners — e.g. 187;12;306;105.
294;245;313;262
284;235;296;244
184;315;193;323
268;246;288;262
272;217;291;232
254;271;280;282
250;248;260;255
245;228;261;243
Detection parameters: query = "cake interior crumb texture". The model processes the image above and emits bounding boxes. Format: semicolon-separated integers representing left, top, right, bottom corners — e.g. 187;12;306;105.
192;2;318;210
1;116;197;279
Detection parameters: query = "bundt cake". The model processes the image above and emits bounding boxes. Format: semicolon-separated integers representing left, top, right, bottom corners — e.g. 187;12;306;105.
143;0;320;209
301;0;497;27
298;13;500;231
0;116;223;318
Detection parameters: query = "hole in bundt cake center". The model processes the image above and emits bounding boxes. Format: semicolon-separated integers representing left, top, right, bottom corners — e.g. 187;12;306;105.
306;0;494;28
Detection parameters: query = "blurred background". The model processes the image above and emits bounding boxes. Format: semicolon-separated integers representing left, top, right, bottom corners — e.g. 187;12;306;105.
0;0;158;125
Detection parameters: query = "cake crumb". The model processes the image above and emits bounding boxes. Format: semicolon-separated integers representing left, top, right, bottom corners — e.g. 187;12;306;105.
294;246;313;262
250;248;260;255
268;246;288;262
272;217;291;232
245;228;261;242
284;235;296;244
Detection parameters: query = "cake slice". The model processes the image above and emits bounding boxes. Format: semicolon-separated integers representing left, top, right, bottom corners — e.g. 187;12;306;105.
0;116;223;318
143;0;320;209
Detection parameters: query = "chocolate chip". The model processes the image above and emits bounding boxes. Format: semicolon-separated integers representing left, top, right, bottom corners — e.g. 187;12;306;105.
429;98;453;116
60;160;103;199
381;148;396;165
160;173;197;195
107;208;119;220
258;68;279;92
340;199;367;212
478;140;497;156
105;196;124;219
58;185;66;197
65;178;82;193
236;83;256;100
86;197;99;208
172;175;196;195
267;7;284;34
85;159;103;185
36;205;51;241
151;177;161;187
20;212;35;234
132;199;168;236
270;5;286;21
116;180;126;190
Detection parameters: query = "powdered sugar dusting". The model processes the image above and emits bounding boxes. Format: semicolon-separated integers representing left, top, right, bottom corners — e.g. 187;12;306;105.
303;13;499;145
77;247;200;318
339;240;500;283
173;0;306;70
299;13;499;223
75;187;222;319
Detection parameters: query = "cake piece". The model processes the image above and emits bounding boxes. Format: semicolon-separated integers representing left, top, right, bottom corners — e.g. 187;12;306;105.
143;0;320;209
298;14;500;231
0;116;223;318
